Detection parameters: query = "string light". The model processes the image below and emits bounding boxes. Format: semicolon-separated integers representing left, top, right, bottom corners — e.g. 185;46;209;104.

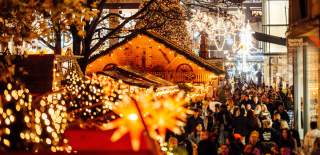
0;82;33;149
31;93;71;152
62;71;113;121
187;9;246;51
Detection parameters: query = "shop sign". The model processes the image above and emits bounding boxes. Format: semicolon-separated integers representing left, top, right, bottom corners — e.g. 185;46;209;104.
287;38;307;47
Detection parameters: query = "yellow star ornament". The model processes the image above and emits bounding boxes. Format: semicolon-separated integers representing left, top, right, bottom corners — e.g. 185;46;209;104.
100;95;144;151
147;92;192;138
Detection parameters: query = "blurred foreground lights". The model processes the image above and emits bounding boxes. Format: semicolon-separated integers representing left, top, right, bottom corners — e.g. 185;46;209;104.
100;90;192;151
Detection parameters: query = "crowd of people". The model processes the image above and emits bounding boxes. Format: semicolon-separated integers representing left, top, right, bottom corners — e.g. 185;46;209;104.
166;82;320;155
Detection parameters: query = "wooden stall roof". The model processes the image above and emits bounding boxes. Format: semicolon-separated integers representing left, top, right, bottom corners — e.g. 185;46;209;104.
88;30;224;75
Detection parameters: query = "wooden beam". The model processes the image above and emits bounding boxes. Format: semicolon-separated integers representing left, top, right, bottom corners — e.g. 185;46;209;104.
104;0;142;9
253;32;287;46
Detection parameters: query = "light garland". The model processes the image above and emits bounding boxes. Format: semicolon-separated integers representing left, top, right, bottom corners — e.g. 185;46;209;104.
0;57;72;152
52;59;59;91
62;71;114;122
0;82;33;149
187;9;246;52
33;93;71;153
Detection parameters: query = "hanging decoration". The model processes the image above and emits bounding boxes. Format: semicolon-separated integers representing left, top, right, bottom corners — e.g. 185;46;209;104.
99;89;192;151
186;9;247;52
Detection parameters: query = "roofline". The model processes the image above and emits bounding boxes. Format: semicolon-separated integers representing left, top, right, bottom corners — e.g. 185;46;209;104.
88;30;225;75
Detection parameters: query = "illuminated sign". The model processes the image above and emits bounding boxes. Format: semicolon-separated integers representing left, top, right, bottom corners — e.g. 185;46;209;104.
287;38;307;47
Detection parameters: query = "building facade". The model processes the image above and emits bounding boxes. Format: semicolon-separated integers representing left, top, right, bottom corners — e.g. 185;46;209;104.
287;0;319;132
261;0;288;87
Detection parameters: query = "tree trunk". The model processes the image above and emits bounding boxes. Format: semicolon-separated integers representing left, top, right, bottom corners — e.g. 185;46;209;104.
78;57;88;73
78;37;92;72
70;26;82;55
55;29;62;55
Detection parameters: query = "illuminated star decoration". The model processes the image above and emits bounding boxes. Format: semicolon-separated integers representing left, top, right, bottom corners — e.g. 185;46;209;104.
100;89;192;151
100;95;144;151
146;91;192;139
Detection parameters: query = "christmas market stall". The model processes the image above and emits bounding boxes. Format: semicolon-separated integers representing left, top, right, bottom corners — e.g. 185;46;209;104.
86;30;224;86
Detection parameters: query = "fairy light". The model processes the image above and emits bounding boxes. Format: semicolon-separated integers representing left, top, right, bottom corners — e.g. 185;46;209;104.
0;82;34;149
52;59;59;91
0;57;74;152
187;9;247;51
28;91;71;152
61;71;136;122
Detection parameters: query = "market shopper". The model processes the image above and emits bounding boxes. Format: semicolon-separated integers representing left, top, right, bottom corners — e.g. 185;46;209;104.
311;138;320;155
304;121;320;154
179;82;303;155
197;131;218;155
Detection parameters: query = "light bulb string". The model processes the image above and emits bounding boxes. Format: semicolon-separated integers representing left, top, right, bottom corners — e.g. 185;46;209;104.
32;89;65;109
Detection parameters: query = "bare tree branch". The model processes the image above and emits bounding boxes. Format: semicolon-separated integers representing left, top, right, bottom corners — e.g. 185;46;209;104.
95;27;113;33
87;0;105;39
98;12;127;24
39;37;55;50
88;0;157;56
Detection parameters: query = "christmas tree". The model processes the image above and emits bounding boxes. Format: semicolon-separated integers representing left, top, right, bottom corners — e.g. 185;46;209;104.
136;0;192;50
61;71;122;122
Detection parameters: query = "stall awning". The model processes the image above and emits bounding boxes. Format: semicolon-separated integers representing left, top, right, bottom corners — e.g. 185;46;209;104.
98;65;174;88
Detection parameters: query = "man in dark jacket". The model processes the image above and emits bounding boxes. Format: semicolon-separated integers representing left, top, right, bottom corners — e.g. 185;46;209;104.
186;109;204;134
276;104;290;123
198;131;218;155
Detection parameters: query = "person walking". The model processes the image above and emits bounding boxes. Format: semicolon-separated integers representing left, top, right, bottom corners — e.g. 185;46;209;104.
304;121;320;155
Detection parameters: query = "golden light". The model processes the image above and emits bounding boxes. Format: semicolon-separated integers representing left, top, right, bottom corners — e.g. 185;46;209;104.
100;88;192;151
100;95;144;151
128;113;139;121
146;92;192;138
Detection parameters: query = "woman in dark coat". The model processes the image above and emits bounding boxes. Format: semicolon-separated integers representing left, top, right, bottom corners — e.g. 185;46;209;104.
247;110;261;133
232;107;249;137
279;129;297;154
